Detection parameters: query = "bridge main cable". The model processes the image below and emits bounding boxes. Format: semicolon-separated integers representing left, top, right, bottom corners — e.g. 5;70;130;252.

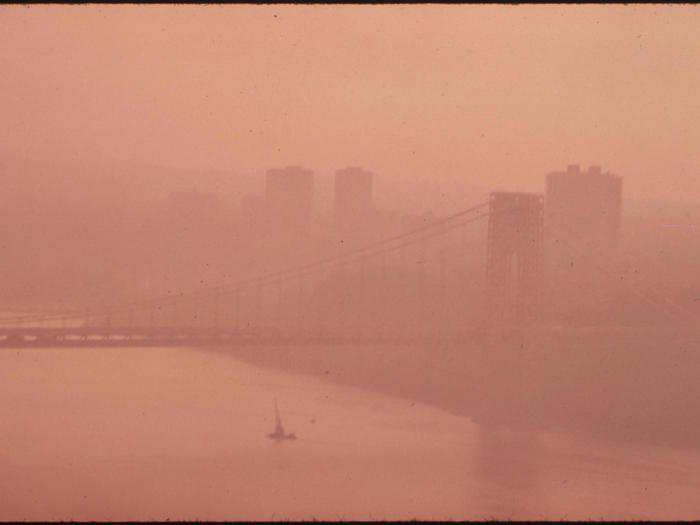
2;201;491;326
544;221;699;323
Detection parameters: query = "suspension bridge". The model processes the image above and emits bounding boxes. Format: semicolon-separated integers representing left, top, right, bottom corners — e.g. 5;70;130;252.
1;192;695;349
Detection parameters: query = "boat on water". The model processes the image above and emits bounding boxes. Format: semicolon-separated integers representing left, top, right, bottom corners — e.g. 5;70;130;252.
268;398;297;441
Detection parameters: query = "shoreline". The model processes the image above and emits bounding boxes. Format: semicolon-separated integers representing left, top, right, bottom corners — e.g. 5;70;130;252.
204;328;700;452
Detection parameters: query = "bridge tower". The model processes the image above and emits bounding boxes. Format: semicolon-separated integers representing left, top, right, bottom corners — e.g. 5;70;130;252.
486;191;544;324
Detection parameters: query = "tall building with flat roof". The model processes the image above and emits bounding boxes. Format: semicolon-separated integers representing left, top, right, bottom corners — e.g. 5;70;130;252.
544;164;623;323
545;164;622;255
265;166;314;235
334;166;374;235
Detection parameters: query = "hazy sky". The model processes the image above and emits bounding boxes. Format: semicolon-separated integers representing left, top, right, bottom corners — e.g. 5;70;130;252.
2;5;699;201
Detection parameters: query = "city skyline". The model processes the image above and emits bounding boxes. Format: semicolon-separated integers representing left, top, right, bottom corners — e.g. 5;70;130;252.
2;5;700;521
1;5;699;204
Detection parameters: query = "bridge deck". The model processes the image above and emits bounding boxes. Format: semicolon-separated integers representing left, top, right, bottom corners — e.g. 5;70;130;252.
0;324;696;349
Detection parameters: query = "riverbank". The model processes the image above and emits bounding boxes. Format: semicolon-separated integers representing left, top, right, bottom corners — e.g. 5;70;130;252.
5;344;700;520
209;326;700;451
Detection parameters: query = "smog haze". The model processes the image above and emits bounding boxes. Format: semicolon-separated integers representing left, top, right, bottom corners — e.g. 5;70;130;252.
2;4;700;522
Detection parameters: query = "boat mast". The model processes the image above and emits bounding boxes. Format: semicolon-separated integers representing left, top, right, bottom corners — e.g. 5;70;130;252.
274;398;282;428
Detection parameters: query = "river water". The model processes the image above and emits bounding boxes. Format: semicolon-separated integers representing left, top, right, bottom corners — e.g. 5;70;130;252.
1;346;699;520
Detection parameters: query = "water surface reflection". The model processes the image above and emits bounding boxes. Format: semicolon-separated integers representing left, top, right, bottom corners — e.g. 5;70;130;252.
1;346;698;520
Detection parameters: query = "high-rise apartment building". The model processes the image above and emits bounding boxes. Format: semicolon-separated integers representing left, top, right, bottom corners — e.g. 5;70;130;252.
545;164;622;255
544;164;623;323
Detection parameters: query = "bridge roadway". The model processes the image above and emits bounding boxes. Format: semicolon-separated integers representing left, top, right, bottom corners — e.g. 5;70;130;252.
0;325;477;349
1;323;697;349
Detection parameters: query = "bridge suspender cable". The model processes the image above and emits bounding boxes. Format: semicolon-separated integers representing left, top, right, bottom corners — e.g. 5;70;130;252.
544;222;698;324
2;201;491;326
